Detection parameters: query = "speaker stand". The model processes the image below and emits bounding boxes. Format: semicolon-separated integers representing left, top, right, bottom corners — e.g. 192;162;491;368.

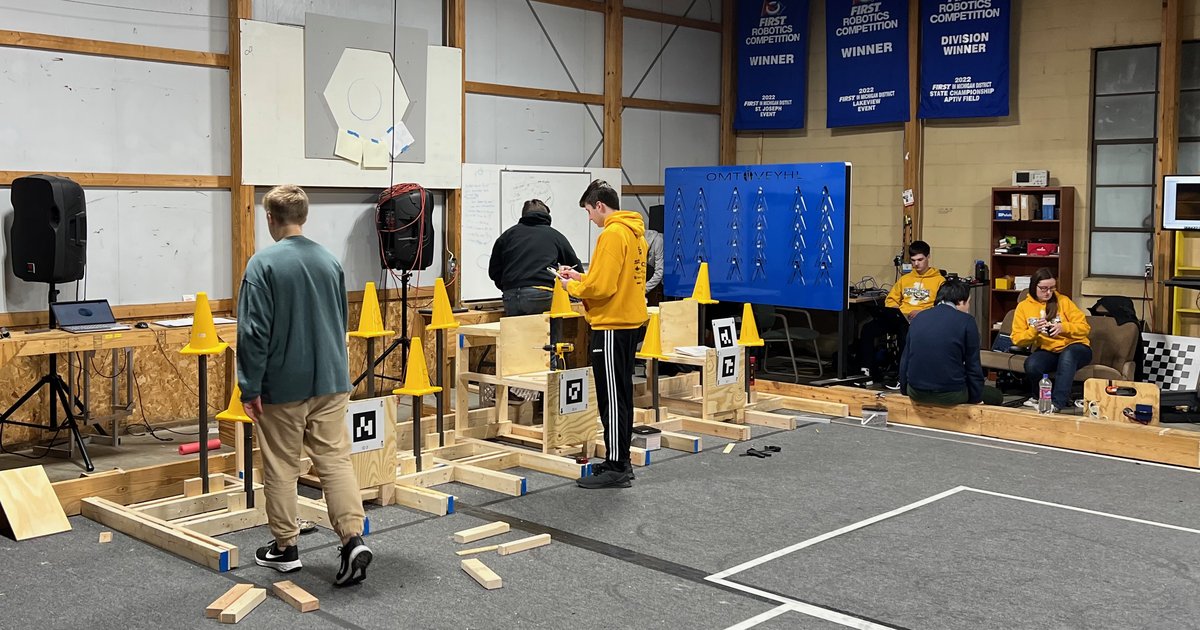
0;284;95;471
353;270;412;391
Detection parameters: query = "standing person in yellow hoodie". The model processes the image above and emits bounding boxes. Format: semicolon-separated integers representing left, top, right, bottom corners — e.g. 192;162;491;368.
557;180;648;489
1012;268;1091;412
859;241;945;386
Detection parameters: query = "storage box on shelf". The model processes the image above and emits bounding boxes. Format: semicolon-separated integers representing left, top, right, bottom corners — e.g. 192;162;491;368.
989;186;1075;337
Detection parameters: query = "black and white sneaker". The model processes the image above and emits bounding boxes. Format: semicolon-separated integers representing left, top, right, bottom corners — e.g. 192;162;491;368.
577;461;633;489
255;540;302;573
334;536;373;587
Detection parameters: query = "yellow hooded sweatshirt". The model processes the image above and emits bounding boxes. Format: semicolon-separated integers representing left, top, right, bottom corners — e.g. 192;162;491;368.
885;268;945;318
566;211;648;330
1011;291;1090;353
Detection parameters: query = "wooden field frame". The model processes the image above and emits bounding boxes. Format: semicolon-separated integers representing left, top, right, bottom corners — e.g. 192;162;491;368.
81;473;265;572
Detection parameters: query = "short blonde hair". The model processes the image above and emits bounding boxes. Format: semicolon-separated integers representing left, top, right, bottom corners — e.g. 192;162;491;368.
264;184;309;225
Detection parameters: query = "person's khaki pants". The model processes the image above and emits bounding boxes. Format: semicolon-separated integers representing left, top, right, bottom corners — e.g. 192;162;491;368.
257;392;364;547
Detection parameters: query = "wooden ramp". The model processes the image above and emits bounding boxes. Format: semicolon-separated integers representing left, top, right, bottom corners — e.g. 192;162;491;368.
0;465;71;540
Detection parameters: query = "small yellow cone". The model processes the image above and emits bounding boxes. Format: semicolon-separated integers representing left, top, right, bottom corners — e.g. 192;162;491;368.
216;382;252;424
636;312;668;360
427;278;459;331
181;292;229;356
394;343;443;396
547;280;582;319
349;282;394;339
689;263;718;305
737;303;764;347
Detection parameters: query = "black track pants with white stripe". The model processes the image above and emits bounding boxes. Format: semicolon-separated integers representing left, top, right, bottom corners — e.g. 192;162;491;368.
590;328;638;465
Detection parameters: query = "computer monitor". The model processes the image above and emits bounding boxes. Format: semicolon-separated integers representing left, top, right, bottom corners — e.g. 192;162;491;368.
1163;175;1200;231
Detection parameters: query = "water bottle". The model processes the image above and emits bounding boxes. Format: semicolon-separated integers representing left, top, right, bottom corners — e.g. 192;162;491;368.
1038;374;1053;414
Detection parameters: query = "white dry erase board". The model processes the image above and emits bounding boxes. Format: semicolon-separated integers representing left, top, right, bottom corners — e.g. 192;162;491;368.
459;163;621;302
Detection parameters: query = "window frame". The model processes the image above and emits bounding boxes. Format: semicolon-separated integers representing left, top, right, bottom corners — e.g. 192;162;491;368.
1088;44;1160;278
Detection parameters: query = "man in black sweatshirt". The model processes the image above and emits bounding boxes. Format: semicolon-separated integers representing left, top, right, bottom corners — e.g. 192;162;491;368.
898;280;1003;405
489;199;583;316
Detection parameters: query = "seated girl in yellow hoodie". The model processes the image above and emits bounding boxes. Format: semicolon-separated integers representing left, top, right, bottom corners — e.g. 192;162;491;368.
1011;268;1091;412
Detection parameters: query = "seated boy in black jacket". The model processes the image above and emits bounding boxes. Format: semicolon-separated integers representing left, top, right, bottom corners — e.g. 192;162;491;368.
898;280;1003;405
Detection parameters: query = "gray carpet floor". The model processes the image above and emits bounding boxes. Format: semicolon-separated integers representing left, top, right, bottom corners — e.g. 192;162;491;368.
5;417;1200;629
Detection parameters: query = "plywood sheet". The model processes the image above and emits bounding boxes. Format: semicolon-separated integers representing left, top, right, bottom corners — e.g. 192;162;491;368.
544;369;600;450
497;314;549;377
0;465;71;540
658;300;698;354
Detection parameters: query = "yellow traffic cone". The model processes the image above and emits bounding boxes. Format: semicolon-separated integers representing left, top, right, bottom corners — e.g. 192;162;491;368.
349;282;394;339
216;381;252;423
547;279;582;319
427;278;459;331
181;292;229;355
394;343;443;396
689;262;718;304
737;303;764;347
636;312;668;360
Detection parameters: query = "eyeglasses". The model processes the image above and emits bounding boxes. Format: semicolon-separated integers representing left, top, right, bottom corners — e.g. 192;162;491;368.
1035;284;1056;293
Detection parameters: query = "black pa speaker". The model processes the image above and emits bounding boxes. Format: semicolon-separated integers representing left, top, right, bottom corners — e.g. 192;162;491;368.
10;175;87;283
648;204;664;233
377;184;434;271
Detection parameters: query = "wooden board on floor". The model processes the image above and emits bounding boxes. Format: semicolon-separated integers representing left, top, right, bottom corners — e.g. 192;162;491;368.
393;483;454;516
273;580;319;613
461;558;503;589
53;451;247;516
207;584;254;619
219;586;266;623
759;381;1200;469
453;521;509;544
81;497;235;571
497;533;550;555
1083;378;1161;425
0;465;71;540
743;410;796;430
544;368;601;451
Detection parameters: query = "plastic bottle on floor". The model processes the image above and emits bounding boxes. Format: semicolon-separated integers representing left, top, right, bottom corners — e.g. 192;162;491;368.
1038;374;1053;414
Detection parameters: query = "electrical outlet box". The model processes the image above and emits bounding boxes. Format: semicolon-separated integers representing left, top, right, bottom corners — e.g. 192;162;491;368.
1144;263;1153;278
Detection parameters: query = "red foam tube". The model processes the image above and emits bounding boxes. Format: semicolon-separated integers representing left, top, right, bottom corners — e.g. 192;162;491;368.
178;438;222;455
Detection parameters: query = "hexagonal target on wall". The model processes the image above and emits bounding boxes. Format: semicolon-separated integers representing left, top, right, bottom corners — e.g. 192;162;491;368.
322;48;410;145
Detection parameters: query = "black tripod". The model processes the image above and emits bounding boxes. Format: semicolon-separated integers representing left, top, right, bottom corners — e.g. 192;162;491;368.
0;284;94;471
353;270;412;391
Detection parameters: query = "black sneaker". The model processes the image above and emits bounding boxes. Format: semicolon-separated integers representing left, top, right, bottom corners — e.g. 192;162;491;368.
255;540;302;573
577;464;632;489
334;536;373;587
590;460;635;480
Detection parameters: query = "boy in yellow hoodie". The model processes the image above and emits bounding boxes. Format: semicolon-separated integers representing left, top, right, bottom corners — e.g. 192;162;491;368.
1012;268;1091;412
859;241;945;385
558;180;648;489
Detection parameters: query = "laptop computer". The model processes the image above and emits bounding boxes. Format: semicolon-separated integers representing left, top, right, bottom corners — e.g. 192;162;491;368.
50;299;130;334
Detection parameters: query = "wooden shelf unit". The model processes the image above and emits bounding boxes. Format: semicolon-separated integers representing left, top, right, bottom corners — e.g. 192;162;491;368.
1172;231;1200;336
989;186;1075;333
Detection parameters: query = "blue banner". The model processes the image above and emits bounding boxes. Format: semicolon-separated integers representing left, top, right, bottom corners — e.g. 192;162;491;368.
735;0;810;130
825;0;908;128
663;163;851;312
918;0;1010;119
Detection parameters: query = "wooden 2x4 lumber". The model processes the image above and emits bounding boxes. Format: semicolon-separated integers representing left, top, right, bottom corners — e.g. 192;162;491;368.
218;587;266;623
461;558;502;590
623;6;721;32
459;438;587;479
0;171;229;189
622;97;720;115
273;580;319;613
54;452;241;516
453;521;510;544
452;463;526;497
678;417;752;441
393;483;454;516
742;410;797;431
497;533;551;555
0;29;228;67
81;497;235;571
207;584;254;619
465;81;603;105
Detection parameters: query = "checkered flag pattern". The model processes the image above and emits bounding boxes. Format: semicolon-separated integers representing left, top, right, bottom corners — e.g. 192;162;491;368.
1142;333;1200;392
